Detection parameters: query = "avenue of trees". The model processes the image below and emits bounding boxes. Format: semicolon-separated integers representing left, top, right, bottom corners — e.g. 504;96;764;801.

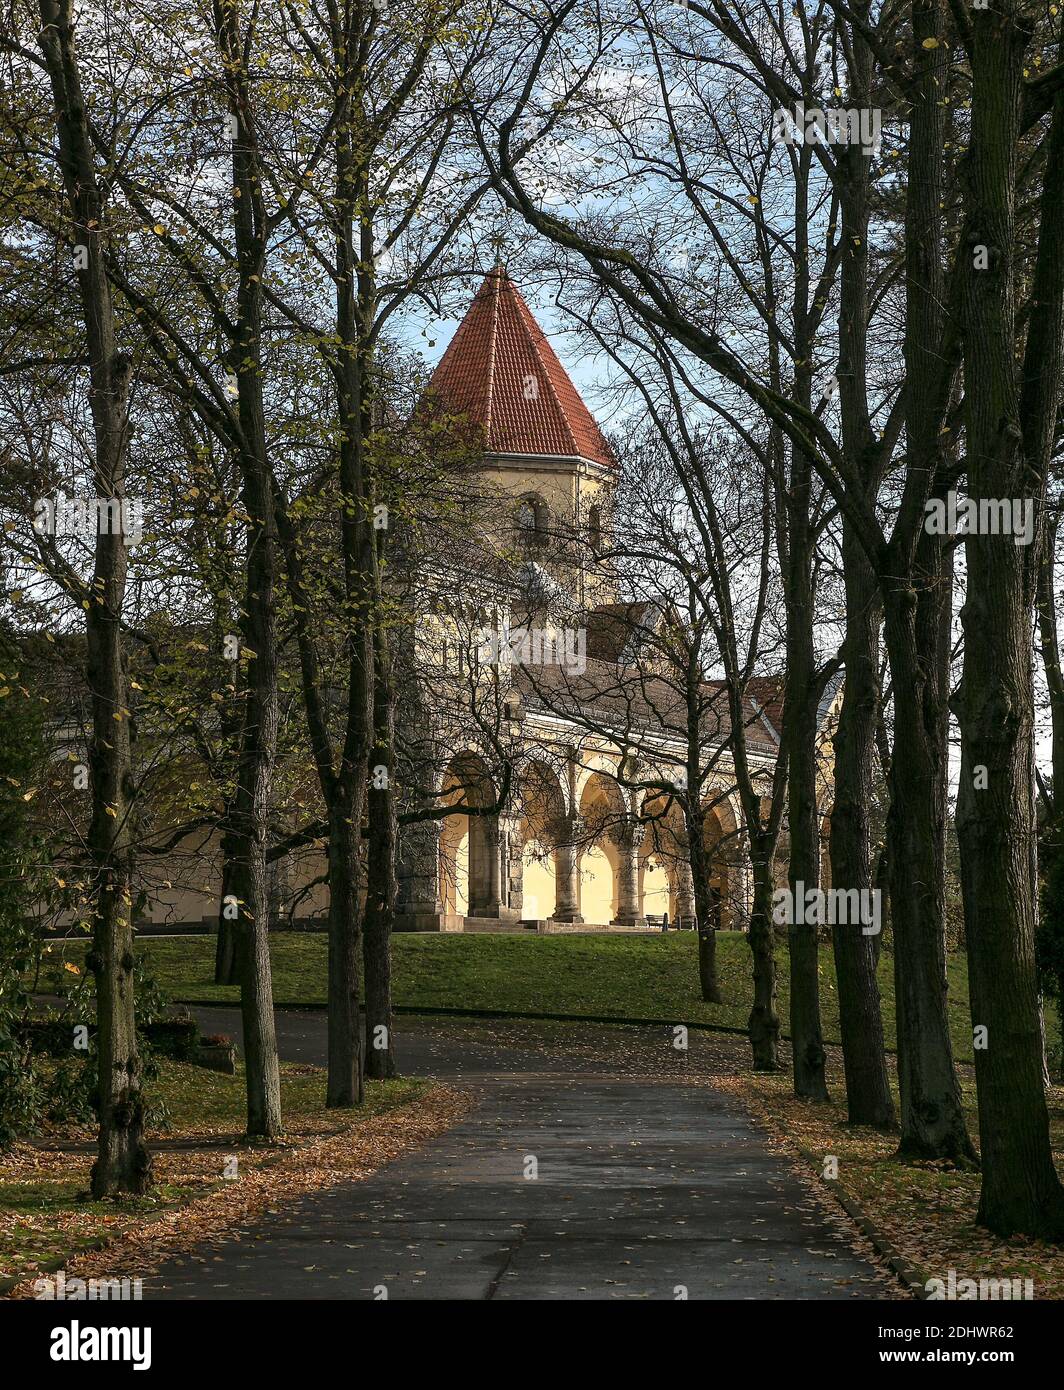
1;0;1063;1243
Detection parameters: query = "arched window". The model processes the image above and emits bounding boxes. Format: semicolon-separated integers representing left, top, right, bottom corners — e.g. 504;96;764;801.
587;503;602;551
515;494;549;551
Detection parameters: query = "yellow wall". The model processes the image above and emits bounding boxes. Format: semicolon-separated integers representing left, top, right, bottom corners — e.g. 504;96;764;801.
640;853;672;918
480;459;616;608
522;838;557;920
579;842;617;923
440;814;469;915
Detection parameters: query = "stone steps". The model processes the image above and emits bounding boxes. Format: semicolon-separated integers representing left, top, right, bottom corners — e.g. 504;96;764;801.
403;915;663;934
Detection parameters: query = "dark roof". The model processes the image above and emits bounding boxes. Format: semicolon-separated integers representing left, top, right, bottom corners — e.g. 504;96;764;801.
585;602;662;661
515;656;782;756
738;675;785;741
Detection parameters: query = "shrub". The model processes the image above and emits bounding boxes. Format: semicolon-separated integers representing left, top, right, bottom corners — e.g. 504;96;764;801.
0;630;50;1146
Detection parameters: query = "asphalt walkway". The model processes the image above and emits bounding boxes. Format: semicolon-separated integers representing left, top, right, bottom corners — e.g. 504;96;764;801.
135;1008;896;1300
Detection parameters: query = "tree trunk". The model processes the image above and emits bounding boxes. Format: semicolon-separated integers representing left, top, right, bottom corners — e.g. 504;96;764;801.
86;505;150;1197
686;802;721;1003
217;0;282;1139
36;0;151;1197
747;841;781;1070
230;440;282;1139
364;616;398;1079
953;1;1064;1238
882;578;974;1163
829;5;895;1132
327;810;364;1106
784;668;829;1101
321;41;377;1104
773;123;829;1102
830;533;895;1129
1036;516;1064;810
233;832;281;1139
875;0;974;1166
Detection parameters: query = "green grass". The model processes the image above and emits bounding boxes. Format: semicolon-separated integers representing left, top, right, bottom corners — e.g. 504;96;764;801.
151;1057;423;1131
35;929;1010;1065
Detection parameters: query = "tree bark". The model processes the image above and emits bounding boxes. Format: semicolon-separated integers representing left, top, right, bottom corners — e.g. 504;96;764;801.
216;0;282;1139
877;0;974;1165
327;809;364;1105
830;533;895;1128
747;840;781;1070
319;18;376;1104
783;658;829;1101
1037;513;1064;810
954;2;1064;1237
686;799;721;1002
229;423;282;1139
882;569;973;1162
36;0;151;1198
364;614;398;1078
829;3;896;1131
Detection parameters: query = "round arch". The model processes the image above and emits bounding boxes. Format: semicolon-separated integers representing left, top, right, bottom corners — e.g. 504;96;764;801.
439;752;497;918
517;758;567;922
701;794;740;929
638;791;688;921
573;750;624;809
577;770;626;925
514;493;550;552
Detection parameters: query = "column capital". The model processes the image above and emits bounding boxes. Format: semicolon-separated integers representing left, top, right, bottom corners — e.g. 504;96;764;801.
609;816;645;850
551;813;586;845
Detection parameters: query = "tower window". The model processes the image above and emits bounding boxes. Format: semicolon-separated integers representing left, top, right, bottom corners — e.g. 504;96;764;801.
588;503;602;550
515;495;549;551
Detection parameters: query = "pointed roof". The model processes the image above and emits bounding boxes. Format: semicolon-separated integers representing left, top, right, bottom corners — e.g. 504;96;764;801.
425;267;613;468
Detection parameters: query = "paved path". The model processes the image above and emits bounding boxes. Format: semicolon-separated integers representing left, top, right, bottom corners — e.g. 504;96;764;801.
139;1009;897;1300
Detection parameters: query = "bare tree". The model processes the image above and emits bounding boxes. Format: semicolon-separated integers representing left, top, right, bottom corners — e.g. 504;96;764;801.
30;0;151;1192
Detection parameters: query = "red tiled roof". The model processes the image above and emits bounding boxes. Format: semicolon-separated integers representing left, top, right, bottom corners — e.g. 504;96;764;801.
743;676;785;738
425;267;613;468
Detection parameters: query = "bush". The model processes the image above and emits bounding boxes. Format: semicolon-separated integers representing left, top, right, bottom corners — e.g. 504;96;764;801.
0;630;51;1146
34;961;175;1129
1038;799;1064;1081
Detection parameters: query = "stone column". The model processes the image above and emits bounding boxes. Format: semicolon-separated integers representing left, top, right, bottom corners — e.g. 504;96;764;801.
675;859;696;927
552;815;584;922
468;815;520;920
506;820;524;918
611;819;645;925
729;830;755;932
395;818;443;930
470;815;503;916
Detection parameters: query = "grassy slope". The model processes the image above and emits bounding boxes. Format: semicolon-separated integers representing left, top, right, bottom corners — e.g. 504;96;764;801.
37;929;997;1064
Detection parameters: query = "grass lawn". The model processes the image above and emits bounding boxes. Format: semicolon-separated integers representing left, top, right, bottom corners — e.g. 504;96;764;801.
0;1056;430;1289
30;929;1031;1067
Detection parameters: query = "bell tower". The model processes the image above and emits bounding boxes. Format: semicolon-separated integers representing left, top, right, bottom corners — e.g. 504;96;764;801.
425;266;616;610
